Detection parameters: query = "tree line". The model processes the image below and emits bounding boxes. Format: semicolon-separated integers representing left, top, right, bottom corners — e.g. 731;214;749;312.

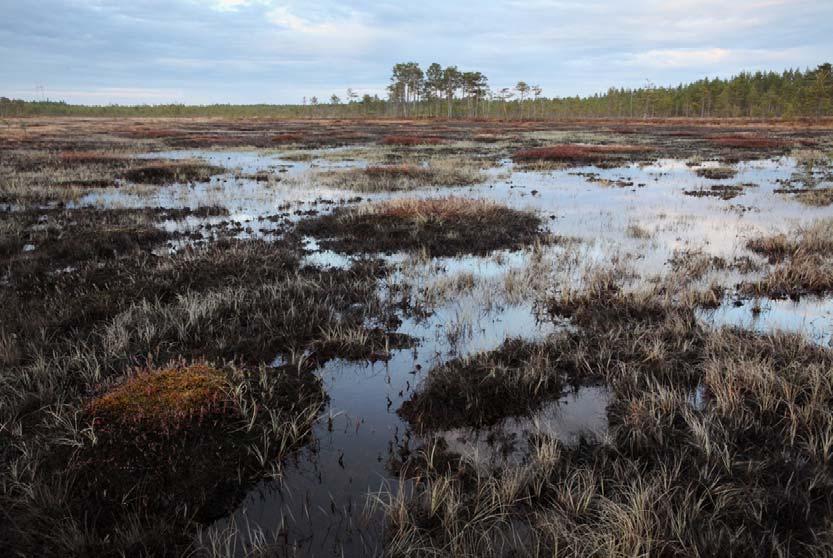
2;63;831;119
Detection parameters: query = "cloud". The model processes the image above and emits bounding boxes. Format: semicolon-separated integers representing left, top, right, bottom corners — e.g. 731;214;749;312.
0;0;830;103
4;87;186;104
630;48;733;69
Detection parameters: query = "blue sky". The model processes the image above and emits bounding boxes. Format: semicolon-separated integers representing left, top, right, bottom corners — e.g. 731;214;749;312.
1;0;831;105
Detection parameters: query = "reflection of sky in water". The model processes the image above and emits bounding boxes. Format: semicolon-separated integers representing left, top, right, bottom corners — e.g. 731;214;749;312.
212;293;567;555
68;148;833;554
704;297;833;347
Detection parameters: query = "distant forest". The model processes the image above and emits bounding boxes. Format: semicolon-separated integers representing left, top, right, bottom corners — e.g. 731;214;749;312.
2;63;831;119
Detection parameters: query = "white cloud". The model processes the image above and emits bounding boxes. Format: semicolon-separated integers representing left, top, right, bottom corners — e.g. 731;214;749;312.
2;0;830;103
630;48;732;68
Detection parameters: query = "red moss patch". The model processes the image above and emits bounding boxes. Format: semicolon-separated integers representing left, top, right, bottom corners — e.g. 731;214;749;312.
85;364;232;433
711;135;790;149
381;135;444;146
272;133;303;143
512;144;652;163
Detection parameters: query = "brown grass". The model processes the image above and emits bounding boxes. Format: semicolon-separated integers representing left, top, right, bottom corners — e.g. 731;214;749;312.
383;273;833;557
369;196;505;221
296;196;546;257
795;188;833;207
316;159;485;192
744;219;833;297
747;220;833;262
58;150;127;166
364;164;432;179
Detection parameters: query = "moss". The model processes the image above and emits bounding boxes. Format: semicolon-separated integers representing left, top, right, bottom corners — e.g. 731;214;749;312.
85;364;231;433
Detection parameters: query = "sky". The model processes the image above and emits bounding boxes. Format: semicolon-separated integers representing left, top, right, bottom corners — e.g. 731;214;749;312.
1;0;832;105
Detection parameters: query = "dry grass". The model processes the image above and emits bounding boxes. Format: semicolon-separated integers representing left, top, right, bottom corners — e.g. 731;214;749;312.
625;222;653;240
317;159;485;192
0;233;400;554
746;219;833;262
296;196;547;257
383;273;833;557
57;150;128;166
795;188;833;206
369;196;504;221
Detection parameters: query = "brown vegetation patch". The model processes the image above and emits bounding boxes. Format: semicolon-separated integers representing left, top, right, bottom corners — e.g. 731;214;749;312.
711;135;790;149
119;160;225;184
317;160;485;192
296;196;547;257
66;361;325;547
694;166;737;180
743;219;833;298
388;274;833;557
272;132;303;143
364;164;431;179
381;135;445;146
0;230;407;552
683;184;745;200
512;144;653;164
399;339;578;430
58;150;128;167
85;363;231;433
774;187;833;206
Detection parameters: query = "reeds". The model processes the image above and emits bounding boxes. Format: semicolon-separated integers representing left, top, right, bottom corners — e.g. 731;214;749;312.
744;219;833;297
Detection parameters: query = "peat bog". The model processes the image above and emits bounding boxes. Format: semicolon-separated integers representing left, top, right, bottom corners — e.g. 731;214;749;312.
2;117;833;557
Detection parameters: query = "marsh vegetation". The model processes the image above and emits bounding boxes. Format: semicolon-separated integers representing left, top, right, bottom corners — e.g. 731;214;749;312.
1;116;832;557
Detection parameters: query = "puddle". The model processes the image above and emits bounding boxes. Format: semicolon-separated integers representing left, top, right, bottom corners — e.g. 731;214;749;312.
439;386;610;468
705;296;833;347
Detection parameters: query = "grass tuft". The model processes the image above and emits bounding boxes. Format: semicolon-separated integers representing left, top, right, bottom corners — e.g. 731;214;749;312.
297;196;548;257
